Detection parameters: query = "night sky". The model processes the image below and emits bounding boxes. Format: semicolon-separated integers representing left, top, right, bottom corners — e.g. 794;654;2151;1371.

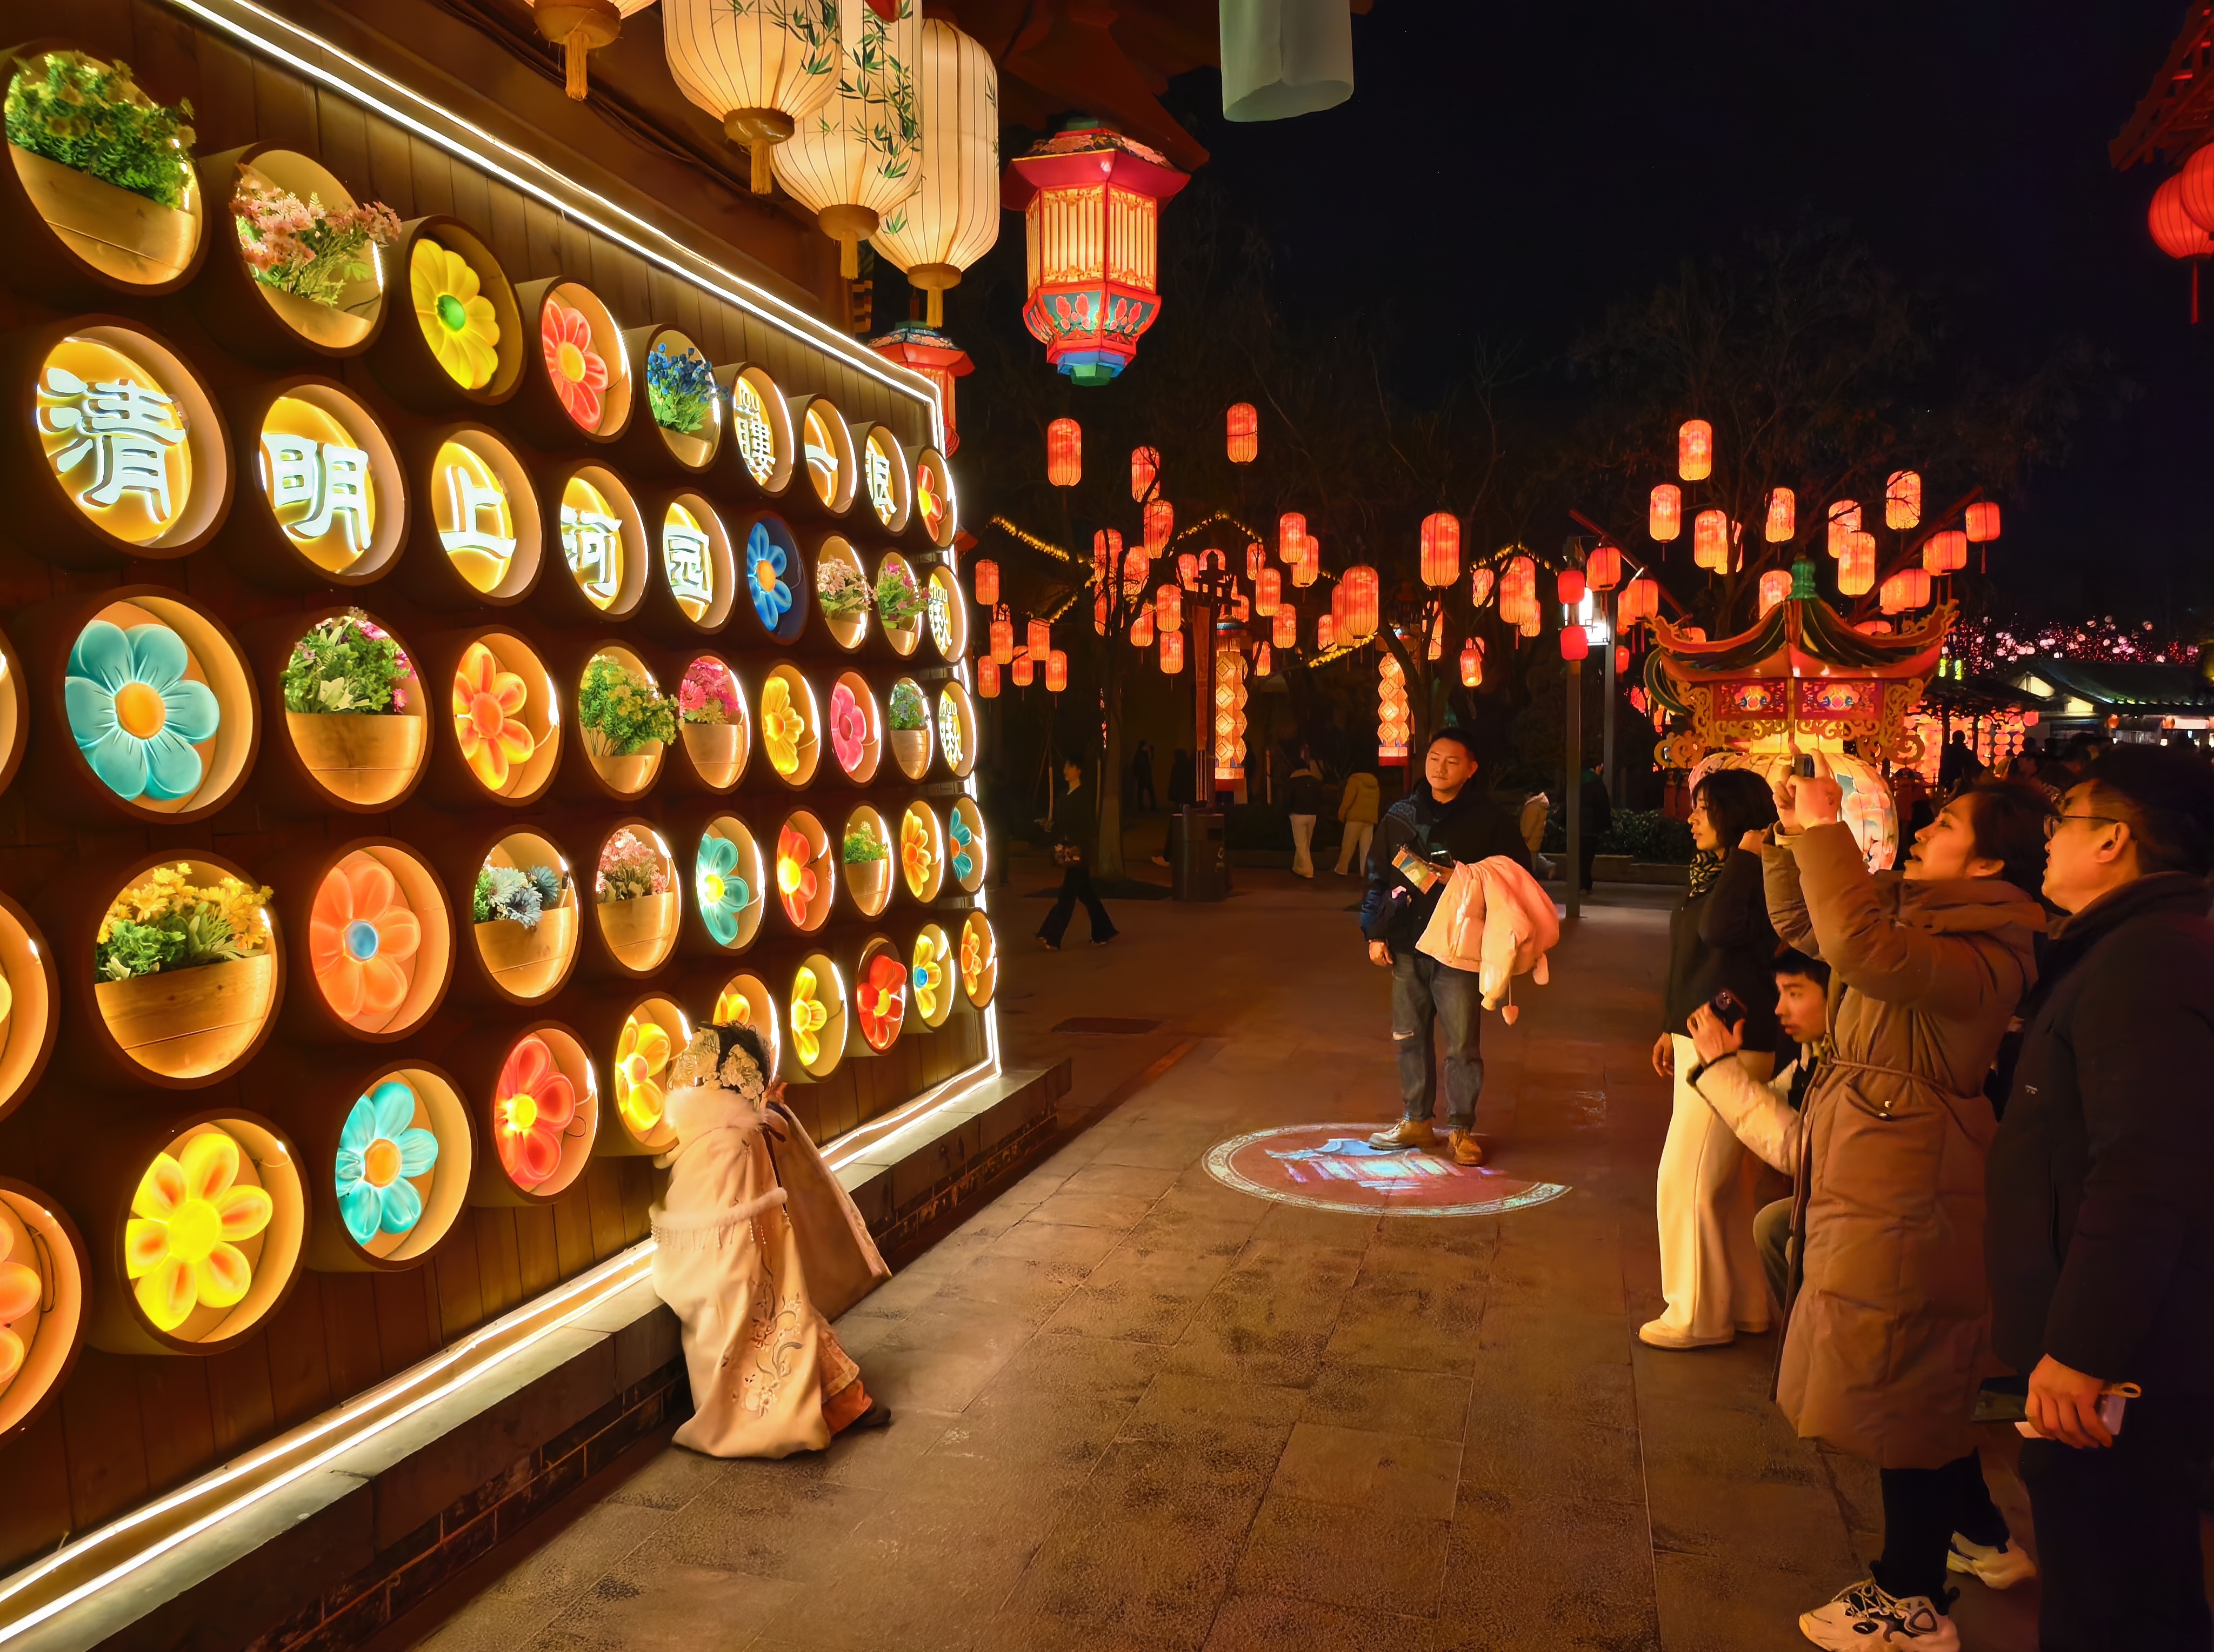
1148;1;2212;636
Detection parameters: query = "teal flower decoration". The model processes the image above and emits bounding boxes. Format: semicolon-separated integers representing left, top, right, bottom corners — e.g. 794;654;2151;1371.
335;1079;439;1247
746;523;791;633
949;812;977;884
696;830;753;947
65;620;222;802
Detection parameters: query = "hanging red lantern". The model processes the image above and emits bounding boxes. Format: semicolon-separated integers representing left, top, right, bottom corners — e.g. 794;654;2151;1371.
1255;567;1282;616
1965;501;2002;543
1886;470;1922;531
1426;608;1445;660
1316;613;1336;650
1678;418;1713;481
1557;568;1586;606
1470;565;1496;608
1924;530;1968;574
1650;483;1682;543
1839;531;1877;597
972;558;999;606
1155;581;1182;632
1159;629;1184;674
1253;642;1272;677
1046;417;1081;486
1827;500;1860;558
1278;512;1307;561
1027;618;1051;660
1131;604;1155;648
1121;546;1149;602
1272;605;1296;649
1045;649;1069;692
1144;497;1173;557
1338;565;1380;641
1226;402;1258;463
1618;576;1659;624
1131;445;1160;500
1011;648;1035;686
1559;625;1589;661
1419;512;1461;587
1878;568;1931;614
1290;549;1317;588
1693;509;1729;572
977;656;1000;697
1615;645;1630;675
1093;526;1123;563
1177;552;1199;590
1459;636;1483;688
989;605;1014;663
1245;541;1265;580
1765;488;1796;542
2152;175;2214;320
1759;568;1792;616
1585;545;1621;592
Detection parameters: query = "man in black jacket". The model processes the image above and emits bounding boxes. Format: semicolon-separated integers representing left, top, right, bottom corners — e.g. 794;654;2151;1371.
1358;728;1531;1166
1986;746;2214;1651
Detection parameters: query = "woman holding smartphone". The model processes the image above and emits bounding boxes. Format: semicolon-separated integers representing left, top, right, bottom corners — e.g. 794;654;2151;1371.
1645;766;1782;1350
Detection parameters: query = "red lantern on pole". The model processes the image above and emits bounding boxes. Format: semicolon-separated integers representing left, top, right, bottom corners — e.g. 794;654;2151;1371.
1615;645;1630;675
1046;417;1081;486
1027;618;1050;660
1226;403;1258;464
989;605;1014;663
972;558;999;606
1144;497;1173;557
1419;512;1461;587
1618;576;1660;624
1557;568;1586;606
1650;484;1682;543
1965;501;2002;543
1045;649;1068;692
2151;175;2213;322
1678;418;1713;481
1255;567;1281;616
1924;530;1968;574
1316;613;1336;650
1272;605;1296;649
1470;565;1495;608
1559;625;1589;661
977;656;1000;697
1759;568;1792;616
1338;565;1380;641
1011;648;1034;687
1585;545;1622;592
1159;629;1184;674
1130;445;1160;500
1693;509;1729;572
1155;582;1182;632
1886;470;1923;531
1765;488;1796;542
1459;636;1483;687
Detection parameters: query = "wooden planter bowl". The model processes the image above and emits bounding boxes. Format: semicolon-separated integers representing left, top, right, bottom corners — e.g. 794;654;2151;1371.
259;1053;475;1272
242;606;431;815
71;1111;306;1356
826;671;883;785
364;215;525;414
190;145;391;365
451;1020;598;1208
0;45;206;302
537;461;650;626
630;489;737;644
270;838;453;1045
852;935;907;1055
690;966;782;1082
588;820;681;977
678;807;767;957
0;317;232;566
886;675;936;781
416;625;562;809
559;641;669;802
508;277;635;450
215;376;409;590
0;1176;88;1441
937;681;979;778
736;512;812;647
788;951;849;1081
18;587;258;828
773;810;837;937
0;891;58;1127
959;911;998;1009
899;800;948;905
615;326;723;480
673;694;749;794
756;661;823;790
873;552;926;660
842;805;893;919
910;921;956;1031
573;989;695;1157
925;565;969;662
789;394;857;519
444;827;582;1006
912;446;958;552
811;534;871;653
851;423;912;536
950;795;989;894
392;423;545;610
717;363;796;501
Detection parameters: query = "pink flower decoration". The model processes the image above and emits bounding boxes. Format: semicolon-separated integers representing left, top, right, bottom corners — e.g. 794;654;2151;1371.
828;683;870;774
540;300;609;431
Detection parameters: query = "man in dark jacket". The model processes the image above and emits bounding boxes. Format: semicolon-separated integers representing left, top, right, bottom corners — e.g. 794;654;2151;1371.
1358;727;1531;1166
1986;746;2214;1651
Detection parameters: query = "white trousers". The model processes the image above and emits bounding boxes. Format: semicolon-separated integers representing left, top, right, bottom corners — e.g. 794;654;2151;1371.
1653;1034;1776;1340
1335;821;1374;875
1290;813;1317;877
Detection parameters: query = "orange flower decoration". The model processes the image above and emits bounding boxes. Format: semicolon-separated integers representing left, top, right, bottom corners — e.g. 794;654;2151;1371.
961;918;993;1002
541;299;609;431
310;856;422;1029
452;641;535;792
0;1221;39;1389
777;825;818;927
856;951;906;1051
495;1035;577;1192
901;808;937;897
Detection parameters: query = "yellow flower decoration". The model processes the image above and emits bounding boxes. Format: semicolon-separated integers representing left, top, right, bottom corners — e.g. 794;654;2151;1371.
412;239;501;390
961;919;993;1002
125;1131;274;1334
712;984;755;1026
791;966;829;1065
614;1014;672;1136
901;808;936;897
100;864;272;952
911;929;949;1022
760;675;807;777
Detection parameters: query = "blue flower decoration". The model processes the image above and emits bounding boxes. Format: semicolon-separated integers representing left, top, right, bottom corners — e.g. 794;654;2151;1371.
335;1079;440;1247
696;830;754;947
746;522;792;633
65;620;222;802
949;811;977;884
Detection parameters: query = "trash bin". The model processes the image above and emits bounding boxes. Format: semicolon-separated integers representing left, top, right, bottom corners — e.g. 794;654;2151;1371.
1170;807;1230;901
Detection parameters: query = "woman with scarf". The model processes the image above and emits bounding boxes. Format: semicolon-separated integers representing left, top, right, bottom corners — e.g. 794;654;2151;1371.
650;1022;892;1456
1645;766;1782;1349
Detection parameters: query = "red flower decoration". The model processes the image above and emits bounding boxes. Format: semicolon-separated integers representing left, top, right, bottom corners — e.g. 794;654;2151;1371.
776;824;818;927
540;299;609;432
856;950;906;1050
495;1035;578;1191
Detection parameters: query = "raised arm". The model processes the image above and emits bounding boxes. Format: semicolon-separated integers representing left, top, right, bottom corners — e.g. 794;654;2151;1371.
1790;822;2016;1015
1763;842;1819;955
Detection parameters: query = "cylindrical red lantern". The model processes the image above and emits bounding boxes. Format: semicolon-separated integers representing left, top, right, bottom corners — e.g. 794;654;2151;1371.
1878;568;1931;615
1245;541;1266;580
1559;625;1589;661
1693;509;1728;571
1027;618;1050;660
972;558;999;606
1255;567;1282;616
1618;576;1659;624
1122;546;1149;601
1557;568;1586;606
1886;470;1922;531
1159;630;1184;674
1338;565;1380;641
1615;645;1630;674
1765;488;1795;543
1046;417;1081;486
1419;512;1461;588
1045;649;1068;692
1177;552;1198;590
1094;526;1123;562
1585;545;1621;592
1011;649;1034;687
1459;636;1483;688
1316;613;1336;650
1144;498;1173;556
1470;565;1495;608
1253;642;1271;677
977;656;1000;697
1827;499;1860;558
1290;550;1317;588
1965;501;2002;543
989;605;1014;664
1131;445;1160;500
1131;604;1155;647
1678;418;1713;481
1226;403;1258;464
1272;605;1296;649
2151;175;2214;260
1650;484;1682;543
1278;512;1306;561
1758;568;1792;616
1839;531;1876;597
1923;530;1968;574
1155;582;1182;633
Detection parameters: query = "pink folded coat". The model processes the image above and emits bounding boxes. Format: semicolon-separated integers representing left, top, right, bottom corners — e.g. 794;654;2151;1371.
1415;855;1561;1020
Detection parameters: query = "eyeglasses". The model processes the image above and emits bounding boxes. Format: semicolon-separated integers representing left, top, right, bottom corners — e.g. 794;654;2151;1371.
2043;812;2123;840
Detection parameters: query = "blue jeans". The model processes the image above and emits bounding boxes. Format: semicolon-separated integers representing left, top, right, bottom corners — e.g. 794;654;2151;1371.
1391;949;1484;1128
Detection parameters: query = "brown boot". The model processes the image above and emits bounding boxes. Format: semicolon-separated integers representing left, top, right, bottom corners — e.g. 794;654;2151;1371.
1367;1117;1436;1149
1448;1130;1485;1167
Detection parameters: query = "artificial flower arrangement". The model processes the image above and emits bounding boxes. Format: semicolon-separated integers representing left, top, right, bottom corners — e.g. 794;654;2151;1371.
816;557;871;620
875;561;926;634
597;830;669;905
842;820;888;865
282;613;409;714
471;861;566;932
97;865;273;982
5;51;195;209
577;654;675;758
677;657;740;725
888;678;932;774
540;298;610;431
644;340;715;435
232;176;399;309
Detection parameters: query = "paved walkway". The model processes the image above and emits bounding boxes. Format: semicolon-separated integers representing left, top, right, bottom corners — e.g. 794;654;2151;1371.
403;858;2046;1652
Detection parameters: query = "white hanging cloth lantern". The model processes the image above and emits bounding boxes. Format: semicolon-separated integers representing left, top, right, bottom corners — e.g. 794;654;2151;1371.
662;0;841;193
772;0;925;278
869;17;998;329
531;0;659;101
1220;0;1354;122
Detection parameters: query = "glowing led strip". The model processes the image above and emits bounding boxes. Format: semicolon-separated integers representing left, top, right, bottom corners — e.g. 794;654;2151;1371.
158;0;944;450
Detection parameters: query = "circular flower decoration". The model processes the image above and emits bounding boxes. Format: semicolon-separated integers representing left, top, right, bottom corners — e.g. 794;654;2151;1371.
712;982;756;1027
961;919;994;1002
495;1035;577;1192
911;930;950;1024
777;825;818;927
828;682;870;774
335;1079;438;1248
125;1132;275;1334
901;809;937;897
0;1222;40;1389
311;858;422;1029
452;641;536;792
949;811;978;885
411;239;501;390
540;299;608;431
856;952;906;1051
746;523;792;633
917;462;947;539
761;674;807;777
65;620;221;804
615;1015;672;1136
696;832;753;947
791;966;829;1066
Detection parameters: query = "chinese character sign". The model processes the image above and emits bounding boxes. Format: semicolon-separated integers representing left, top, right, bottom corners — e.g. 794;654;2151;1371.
662;501;716;623
864;432;898;526
731;374;780;487
37;339;192;544
560;476;625;610
259;396;376;573
433;437;517;595
803;406;841;506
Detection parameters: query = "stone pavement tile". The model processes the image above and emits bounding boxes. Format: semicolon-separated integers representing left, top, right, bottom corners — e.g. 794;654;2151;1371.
1027;1187;1161;1230
1039;1247;1234;1346
1198;1594;1436;1652
1301;1361;1473;1442
987;1215;1129;1268
972;1328;1166;1407
521;1562;798;1652
415;1501;670;1651
1232;1494;1452;1613
1817;1443;1884;1553
1089;1126;1233;1172
1059;1159;1187;1199
1465;1331;1637;1432
1168;1278;1350;1388
853;1303;1040;1414
1459;1412;1644;1509
603;1446;726;1513
1119;1205;1264;1262
1366;1215;1500;1266
811;1406;962;1490
938;1250;1093;1327
657;1472;883;1582
825;1307;904;1358
1653;1544;1836;1652
1269;1422;1462;1521
1320;1280;1488;1377
1251;1200;1384;1248
1152;1166;1274;1223
745;1515;1030;1652
1120;1370;1308;1466
1435;1493;1660;1651
1637;1394;1853;1570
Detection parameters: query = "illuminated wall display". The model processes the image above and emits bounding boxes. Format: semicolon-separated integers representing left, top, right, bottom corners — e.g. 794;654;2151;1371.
259;395;376;572
863;427;909;530
730;367;789;489
434;437;519;592
411;239;501;389
38;337;192;544
916;448;955;547
559;474;625;609
662;500;717;621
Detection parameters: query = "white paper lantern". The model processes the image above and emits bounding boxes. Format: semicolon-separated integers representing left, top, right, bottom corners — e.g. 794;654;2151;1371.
663;0;841;193
869;18;998;329
772;0;925;278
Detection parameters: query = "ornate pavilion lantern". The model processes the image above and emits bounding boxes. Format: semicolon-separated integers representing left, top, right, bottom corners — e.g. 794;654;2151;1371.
868;325;973;451
1002;122;1190;384
663;0;838;192
869;17;999;328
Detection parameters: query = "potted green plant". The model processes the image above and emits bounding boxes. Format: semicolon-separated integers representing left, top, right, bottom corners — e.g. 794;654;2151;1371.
471;860;572;993
644;339;717;466
5;51;200;282
875;561;925;642
94;864;276;1080
281;614;419;805
232;170;400;346
595;830;675;969
843;818;890;912
577;654;676;793
886;679;932;777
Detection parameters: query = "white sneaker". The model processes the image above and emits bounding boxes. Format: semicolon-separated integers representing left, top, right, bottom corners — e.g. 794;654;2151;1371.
1946;1532;2036;1589
1799;1579;1958;1650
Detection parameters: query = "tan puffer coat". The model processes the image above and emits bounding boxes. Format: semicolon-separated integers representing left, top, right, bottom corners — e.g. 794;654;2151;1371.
1763;822;2043;1469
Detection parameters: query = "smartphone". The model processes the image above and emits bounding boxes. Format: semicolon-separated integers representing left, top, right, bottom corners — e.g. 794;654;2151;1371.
1793;754;1816;778
1708;989;1747;1031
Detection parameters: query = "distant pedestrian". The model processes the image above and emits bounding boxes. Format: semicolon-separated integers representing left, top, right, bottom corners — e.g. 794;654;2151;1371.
1128;740;1158;812
1039;758;1117;950
1938;731;1983;797
1286;746;1324;879
1578;766;1613;892
1335;765;1381;876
